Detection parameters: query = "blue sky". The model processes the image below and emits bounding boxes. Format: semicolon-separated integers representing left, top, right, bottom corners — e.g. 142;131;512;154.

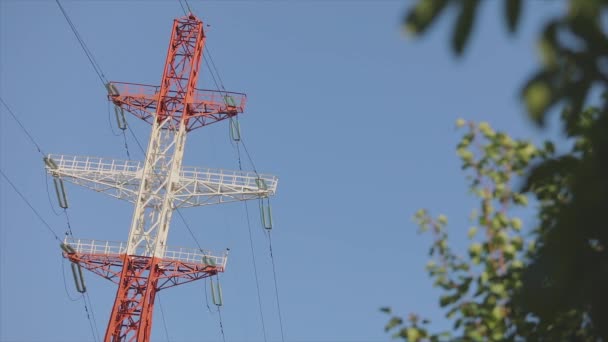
1;1;565;341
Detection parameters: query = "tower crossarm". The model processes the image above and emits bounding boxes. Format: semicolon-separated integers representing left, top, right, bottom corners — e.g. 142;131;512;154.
107;82;247;131
44;154;143;203
62;237;227;289
173;166;278;208
44;154;278;208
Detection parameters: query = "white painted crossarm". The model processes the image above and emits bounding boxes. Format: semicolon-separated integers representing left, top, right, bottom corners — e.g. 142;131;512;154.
173;166;278;207
45;154;278;208
45;154;142;202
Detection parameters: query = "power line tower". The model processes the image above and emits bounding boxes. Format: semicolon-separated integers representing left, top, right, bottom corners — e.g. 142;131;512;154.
45;13;277;341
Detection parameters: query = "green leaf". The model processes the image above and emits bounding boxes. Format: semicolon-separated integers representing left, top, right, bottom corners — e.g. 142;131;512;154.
504;0;522;33
467;226;478;239
380;307;391;314
456;118;467;128
404;0;449;36
513;193;528;206
439;293;460;307
469;243;482;257
451;0;480;55
478;121;494;137
510;218;522;231
523;78;552;124
406;327;421;341
384;316;403;332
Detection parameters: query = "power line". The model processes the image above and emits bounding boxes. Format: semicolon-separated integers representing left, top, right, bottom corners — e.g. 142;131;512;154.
1;169;61;242
55;0;108;87
82;292;100;342
243;200;268;341
61;258;82;302
1;97;102;341
1;97;45;155
157;294;172;342
266;231;286;342
84;292;102;342
217;306;227;342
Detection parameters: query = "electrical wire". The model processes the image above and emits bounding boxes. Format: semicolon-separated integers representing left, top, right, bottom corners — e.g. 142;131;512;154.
84;292;102;342
177;0;187;16
56;0;133;160
182;0;193;14
1;97;101;341
157;294;172;342
55;0;108;87
1;169;61;242
266;231;286;342
44;173;64;216
82;292;100;342
243;200;268;342
1;97;45;155
61;258;82;302
217;306;227;342
63;209;74;237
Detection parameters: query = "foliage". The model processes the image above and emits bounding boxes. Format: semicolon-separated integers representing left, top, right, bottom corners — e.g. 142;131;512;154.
384;121;576;341
388;0;608;339
403;0;608;127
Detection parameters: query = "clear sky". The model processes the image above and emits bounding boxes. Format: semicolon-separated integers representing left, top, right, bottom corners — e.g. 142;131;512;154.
1;1;565;341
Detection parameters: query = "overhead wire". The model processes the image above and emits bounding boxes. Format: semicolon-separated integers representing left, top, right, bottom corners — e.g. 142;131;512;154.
82;292;100;342
44;173;64;217
54;0;108;87
217;306;227;342
216;47;285;339
61;258;82;302
157;294;172;342
196;14;285;340
266;231;285;341
55;0;132;159
84;292;102;342
1;96;101;339
1;97;45;155
237;144;268;342
0;169;61;242
1;168;100;340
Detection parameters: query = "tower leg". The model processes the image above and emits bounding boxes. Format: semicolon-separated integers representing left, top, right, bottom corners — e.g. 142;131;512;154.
105;255;160;342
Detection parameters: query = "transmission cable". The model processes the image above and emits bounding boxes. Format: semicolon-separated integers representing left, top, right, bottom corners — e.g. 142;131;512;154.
44;173;63;217
1;98;101;340
55;0;108;87
1;169;61;242
230;94;285;342
82;292;100;342
178;0;193;15
217;306;227;342
84;292;102;342
236;145;268;341
61;258;81;302
1;169;100;341
1;97;45;156
55;0;132;159
204;33;270;340
157;294;172;342
266;230;286;341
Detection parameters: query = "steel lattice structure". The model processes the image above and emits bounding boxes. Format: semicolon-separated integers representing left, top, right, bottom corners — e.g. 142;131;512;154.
45;13;277;342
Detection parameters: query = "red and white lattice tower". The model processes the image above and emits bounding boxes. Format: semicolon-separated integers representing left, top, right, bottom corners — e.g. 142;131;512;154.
45;13;277;341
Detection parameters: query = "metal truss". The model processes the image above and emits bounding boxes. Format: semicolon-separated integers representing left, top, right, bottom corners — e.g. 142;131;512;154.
45;154;277;208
